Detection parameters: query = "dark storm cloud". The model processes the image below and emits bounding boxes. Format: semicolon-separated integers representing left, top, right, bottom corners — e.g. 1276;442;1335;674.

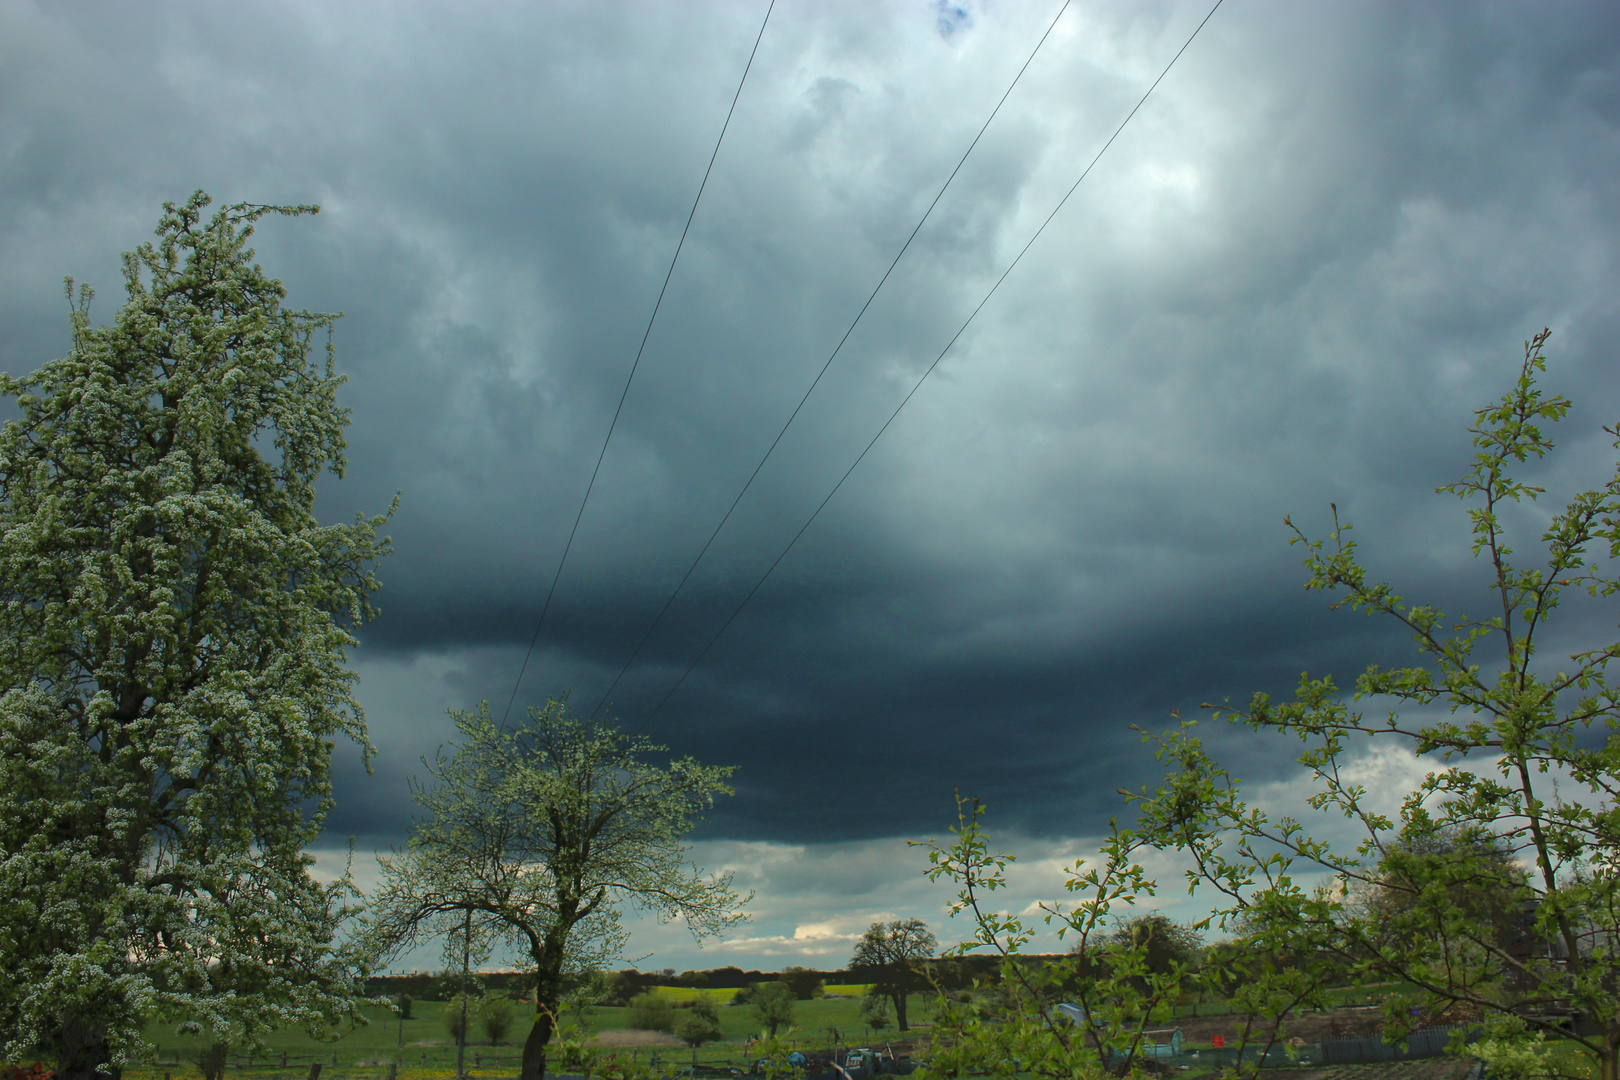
4;0;1620;861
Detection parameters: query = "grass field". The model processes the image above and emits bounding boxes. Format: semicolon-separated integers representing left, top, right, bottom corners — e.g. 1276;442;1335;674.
819;985;874;998
642;986;740;1004
73;983;1505;1080
121;994;927;1080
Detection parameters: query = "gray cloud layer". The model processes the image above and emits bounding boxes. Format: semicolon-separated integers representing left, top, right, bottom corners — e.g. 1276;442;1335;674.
5;1;1619;863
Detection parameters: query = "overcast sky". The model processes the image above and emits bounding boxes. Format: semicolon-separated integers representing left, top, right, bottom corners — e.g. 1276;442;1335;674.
4;0;1619;972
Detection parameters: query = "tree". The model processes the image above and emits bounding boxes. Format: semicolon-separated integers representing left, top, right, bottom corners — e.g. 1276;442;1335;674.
481;994;515;1045
749;981;795;1037
675;999;723;1061
917;798;1211;1079
590;971;635;1007
365;700;750;1080
859;990;891;1032
851;919;937;1032
0;192;393;1080
779;967;824;1000
1105;915;1204;996
1345;828;1530;965
1129;331;1620;1080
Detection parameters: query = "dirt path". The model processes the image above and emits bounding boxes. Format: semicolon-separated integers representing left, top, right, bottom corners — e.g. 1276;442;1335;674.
592;1029;684;1048
1272;1060;1475;1080
1174;1006;1389;1045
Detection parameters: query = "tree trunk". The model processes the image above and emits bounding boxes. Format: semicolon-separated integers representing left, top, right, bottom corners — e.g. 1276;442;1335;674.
52;1017;120;1080
201;1043;229;1080
521;923;573;1080
521;995;555;1080
892;989;908;1033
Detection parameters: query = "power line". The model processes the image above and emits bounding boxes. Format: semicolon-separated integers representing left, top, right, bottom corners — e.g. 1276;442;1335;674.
499;0;777;727
588;0;1076;722
639;0;1227;725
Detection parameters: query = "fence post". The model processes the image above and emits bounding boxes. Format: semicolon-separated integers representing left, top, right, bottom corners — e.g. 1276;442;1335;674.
387;1065;398;1080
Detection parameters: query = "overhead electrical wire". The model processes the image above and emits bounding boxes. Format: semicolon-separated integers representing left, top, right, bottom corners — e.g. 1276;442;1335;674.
637;0;1227;726
588;0;1076;722
499;0;777;727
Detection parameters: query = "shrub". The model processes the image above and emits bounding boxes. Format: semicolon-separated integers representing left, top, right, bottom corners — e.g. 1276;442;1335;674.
443;994;478;1041
675;999;722;1051
627;992;675;1032
481;994;515;1045
859;990;891;1031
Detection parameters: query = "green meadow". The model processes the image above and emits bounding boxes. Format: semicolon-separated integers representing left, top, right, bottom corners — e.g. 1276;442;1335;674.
124;993;927;1080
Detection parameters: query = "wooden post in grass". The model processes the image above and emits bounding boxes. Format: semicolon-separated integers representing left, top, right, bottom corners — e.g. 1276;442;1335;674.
305;1063;322;1080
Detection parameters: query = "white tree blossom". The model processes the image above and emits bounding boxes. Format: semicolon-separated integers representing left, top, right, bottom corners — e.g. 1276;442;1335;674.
367;700;749;1080
0;192;394;1080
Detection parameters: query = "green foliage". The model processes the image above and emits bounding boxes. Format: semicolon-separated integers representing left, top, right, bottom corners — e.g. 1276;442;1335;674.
779;967;824;1000
546;1017;656;1080
591;971;635;1006
1125;331;1620;1080
432;971;485;1002
480;994;515;1045
393;993;414;1020
443;994;475;1042
858;989;891;1031
0;192;393;1079
851;919;937;1031
747;1033;807;1080
915;796;1204;1080
626;993;675;1033
674;998;723;1051
364;700;749;1080
749;982;795;1037
1104;914;1204;995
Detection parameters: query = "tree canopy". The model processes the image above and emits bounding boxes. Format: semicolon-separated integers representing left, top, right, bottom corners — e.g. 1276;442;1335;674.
921;332;1620;1080
365;699;749;1080
851;918;937;1032
1131;330;1620;1080
0;192;392;1080
749;981;795;1037
1103;914;1204;995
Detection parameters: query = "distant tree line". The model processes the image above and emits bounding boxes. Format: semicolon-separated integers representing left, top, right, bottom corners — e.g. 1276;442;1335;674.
365;955;1011;1002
